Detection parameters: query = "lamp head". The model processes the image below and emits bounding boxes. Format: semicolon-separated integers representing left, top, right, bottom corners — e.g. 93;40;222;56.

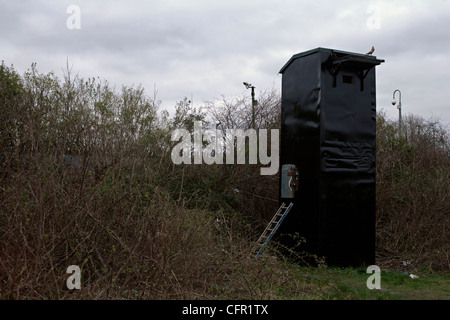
243;82;252;89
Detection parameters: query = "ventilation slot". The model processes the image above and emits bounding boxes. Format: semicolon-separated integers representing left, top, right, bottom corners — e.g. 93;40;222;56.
343;75;355;84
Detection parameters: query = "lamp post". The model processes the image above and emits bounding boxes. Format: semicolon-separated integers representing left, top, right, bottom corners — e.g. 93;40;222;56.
392;89;402;136
243;82;257;129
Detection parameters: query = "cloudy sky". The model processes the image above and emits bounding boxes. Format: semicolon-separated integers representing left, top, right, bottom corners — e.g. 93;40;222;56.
1;0;450;125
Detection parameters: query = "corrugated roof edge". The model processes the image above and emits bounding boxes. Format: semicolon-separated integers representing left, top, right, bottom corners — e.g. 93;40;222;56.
279;47;384;74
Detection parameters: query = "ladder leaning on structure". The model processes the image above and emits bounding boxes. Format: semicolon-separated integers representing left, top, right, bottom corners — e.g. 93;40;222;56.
254;202;294;257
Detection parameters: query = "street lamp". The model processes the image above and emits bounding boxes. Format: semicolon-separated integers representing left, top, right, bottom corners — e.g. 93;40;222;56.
243;82;258;129
392;89;402;135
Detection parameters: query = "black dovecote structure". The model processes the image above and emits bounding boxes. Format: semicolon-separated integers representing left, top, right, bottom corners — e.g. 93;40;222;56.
277;48;384;267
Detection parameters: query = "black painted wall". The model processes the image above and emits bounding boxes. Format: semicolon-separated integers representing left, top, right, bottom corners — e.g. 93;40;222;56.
277;48;384;267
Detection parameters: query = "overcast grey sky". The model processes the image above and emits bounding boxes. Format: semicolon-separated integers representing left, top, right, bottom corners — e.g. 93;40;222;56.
1;0;450;125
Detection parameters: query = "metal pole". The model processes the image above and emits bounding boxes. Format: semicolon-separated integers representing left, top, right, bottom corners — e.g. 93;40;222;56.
251;86;255;129
393;89;402;136
244;82;256;129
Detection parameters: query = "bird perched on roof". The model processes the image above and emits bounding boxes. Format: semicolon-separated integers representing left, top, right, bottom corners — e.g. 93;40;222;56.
366;46;375;55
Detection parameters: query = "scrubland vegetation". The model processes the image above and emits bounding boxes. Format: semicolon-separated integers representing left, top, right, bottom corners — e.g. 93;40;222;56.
1;62;448;299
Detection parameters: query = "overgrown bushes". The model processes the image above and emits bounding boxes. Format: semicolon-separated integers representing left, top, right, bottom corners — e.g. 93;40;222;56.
0;62;281;299
376;112;449;271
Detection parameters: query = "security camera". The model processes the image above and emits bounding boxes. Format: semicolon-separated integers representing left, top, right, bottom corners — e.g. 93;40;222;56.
391;100;397;106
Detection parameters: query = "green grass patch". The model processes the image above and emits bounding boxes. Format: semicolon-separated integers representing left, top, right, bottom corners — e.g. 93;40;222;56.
271;265;450;300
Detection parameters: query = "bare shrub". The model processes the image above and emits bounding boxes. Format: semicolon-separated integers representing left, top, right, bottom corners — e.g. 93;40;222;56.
376;112;450;271
0;63;287;299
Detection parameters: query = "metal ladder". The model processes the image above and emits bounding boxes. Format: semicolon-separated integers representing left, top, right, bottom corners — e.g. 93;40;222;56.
254;202;293;257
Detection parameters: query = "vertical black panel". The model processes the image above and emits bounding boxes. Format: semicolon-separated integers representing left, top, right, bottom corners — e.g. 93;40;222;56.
277;48;384;267
278;51;322;259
